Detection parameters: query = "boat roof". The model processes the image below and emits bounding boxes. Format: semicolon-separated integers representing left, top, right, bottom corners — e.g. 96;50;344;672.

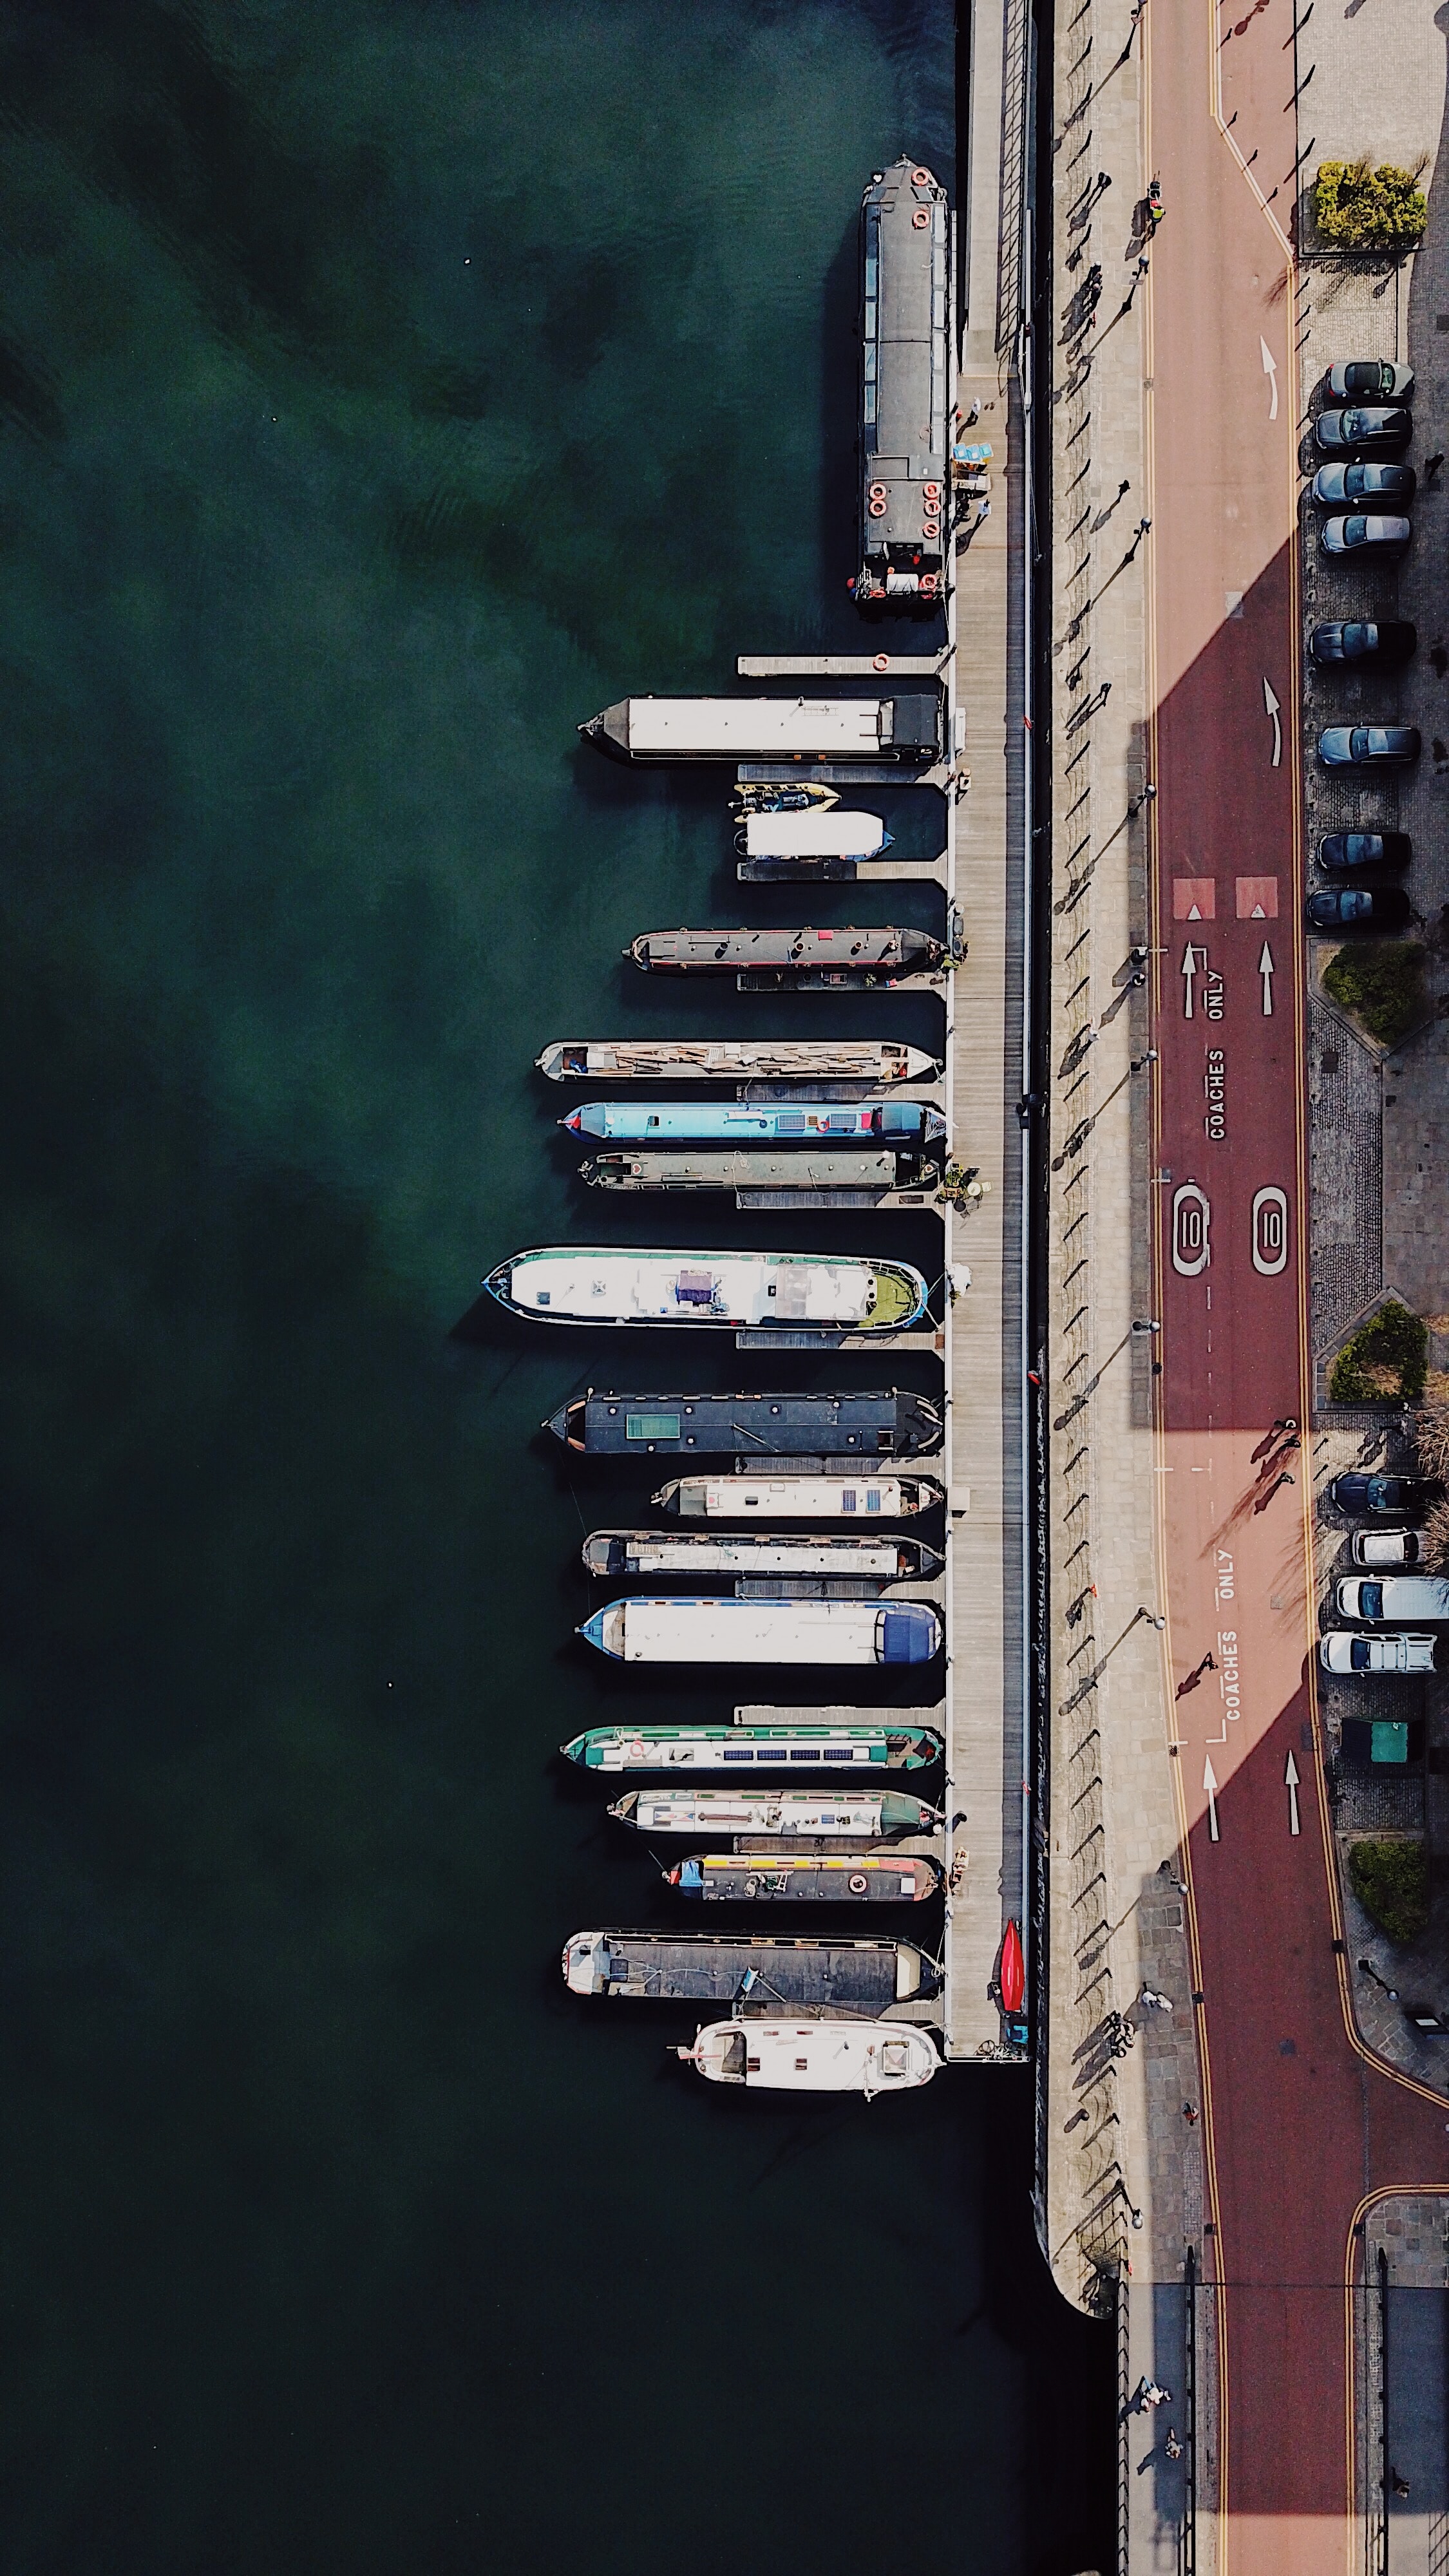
547;1387;942;1454
592;1596;942;1660
627;697;886;755
535;1039;940;1079
501;1247;896;1325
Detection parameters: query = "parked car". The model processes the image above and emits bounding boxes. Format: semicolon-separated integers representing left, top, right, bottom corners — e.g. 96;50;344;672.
1317;830;1412;871
1329;1472;1433;1519
1321;515;1412;556
1326;360;1415;401
1306;885;1411;931
1312;463;1417;505
1309;622;1416;667
1320;1630;1436;1674
1314;407;1412;456
1318;726;1421;767
1334;1575;1449;1623
1349;1528;1425;1566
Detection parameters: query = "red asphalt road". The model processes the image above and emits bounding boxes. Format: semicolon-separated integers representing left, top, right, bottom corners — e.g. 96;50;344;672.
1140;0;1448;2566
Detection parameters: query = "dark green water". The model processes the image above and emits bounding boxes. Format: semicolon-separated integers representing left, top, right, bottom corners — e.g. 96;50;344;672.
0;5;1110;2569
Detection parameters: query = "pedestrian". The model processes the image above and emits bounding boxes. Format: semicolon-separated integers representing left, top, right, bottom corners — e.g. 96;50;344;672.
1139;1984;1175;2012
1272;1417;1298;1433
1426;453;1444;482
1141;2382;1171;2412
1117;477;1130;500
1392;2468;1412;2499
1165;2430;1184;2461
1182;2101;1198;2126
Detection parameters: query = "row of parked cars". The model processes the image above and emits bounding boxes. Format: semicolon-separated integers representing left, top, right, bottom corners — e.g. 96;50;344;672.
1319;1473;1443;1675
1306;362;1421;933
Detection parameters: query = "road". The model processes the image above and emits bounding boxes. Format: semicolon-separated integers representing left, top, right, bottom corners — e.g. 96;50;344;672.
1141;0;1448;2562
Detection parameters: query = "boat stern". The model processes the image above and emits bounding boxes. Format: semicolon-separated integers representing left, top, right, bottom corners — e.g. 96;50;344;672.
578;700;633;760
562;1933;609;1994
578;1604;626;1659
862;1262;930;1332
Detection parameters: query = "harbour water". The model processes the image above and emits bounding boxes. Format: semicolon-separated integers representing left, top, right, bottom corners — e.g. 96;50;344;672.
0;3;1110;2567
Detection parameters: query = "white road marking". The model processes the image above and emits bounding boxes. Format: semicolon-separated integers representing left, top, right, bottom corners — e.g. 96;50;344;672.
1204;1752;1221;1841
1263;676;1282;768
1182;942;1202;1018
1284;1748;1301;1836
1260;336;1279;421
1259;940;1274;1016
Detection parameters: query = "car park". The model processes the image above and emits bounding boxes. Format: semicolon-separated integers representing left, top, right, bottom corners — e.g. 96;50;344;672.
1334;1575;1449;1623
1306;885;1411;932
1308;623;1416;667
1317;830;1412;871
1320;1630;1436;1675
1311;464;1416;506
1314;407;1412;456
1320;514;1412;556
1349;1528;1424;1567
1318;726;1421;767
1325;360;1415;401
1329;1472;1433;1519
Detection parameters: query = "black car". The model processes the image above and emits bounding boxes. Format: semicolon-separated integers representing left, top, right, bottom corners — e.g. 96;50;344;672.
1317;830;1412;873
1314;406;1413;456
1308;621;1416;667
1307;885;1411;931
1329;1472;1434;1520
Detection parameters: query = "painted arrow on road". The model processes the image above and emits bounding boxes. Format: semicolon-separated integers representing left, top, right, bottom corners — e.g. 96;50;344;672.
1182;942;1201;1019
1263;676;1282;768
1260;940;1274;1016
1285;1748;1301;1836
1260;334;1279;421
1204;1751;1221;1842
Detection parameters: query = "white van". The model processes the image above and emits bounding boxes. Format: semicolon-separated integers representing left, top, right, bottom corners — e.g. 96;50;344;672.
1334;1575;1449;1624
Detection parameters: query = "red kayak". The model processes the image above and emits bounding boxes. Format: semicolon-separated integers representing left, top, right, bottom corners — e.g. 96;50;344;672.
998;1918;1025;2016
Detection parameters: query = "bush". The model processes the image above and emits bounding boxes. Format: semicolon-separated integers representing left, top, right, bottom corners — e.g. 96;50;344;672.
1329;1300;1428;1403
1316;160;1427;247
1416;1392;1449;1482
1323;941;1427;1047
1420;1497;1449;1570
1349;1838;1428;1943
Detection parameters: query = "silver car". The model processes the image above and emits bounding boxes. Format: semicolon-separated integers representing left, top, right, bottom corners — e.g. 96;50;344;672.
1325;359;1415;401
1319;1630;1436;1674
1318;726;1421;767
1320;514;1411;554
1349;1528;1423;1567
1334;1574;1449;1622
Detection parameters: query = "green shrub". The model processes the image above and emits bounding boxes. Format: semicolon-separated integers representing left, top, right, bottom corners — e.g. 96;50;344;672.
1329;1299;1428;1403
1349;1838;1428;1943
1316;160;1426;247
1323;940;1426;1047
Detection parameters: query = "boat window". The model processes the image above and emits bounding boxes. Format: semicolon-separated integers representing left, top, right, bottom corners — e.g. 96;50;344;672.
721;2033;746;2076
627;1411;681;1440
881;2043;909;2076
790;1749;819;1761
842;1488;857;1510
723;1748;753;1761
822;1747;855;1761
866;1489;882;1511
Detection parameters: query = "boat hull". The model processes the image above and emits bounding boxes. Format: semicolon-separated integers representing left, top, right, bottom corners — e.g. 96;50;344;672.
609;1788;938;1837
563;1931;937;2009
560;1724;943;1772
488;1247;929;1332
564;1099;945;1144
580;1596;943;1665
535;1040;941;1083
629;927;942;979
654;1473;946;1519
679;2016;941;2092
580;1149;920;1193
580;1530;942;1581
668;1853;941;1902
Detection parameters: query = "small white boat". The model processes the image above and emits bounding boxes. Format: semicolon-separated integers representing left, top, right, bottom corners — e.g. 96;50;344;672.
677;2016;941;2095
739;811;890;860
535;1039;941;1084
654;1473;945;1519
609;1788;940;1837
484;1247;929;1333
579;1596;942;1665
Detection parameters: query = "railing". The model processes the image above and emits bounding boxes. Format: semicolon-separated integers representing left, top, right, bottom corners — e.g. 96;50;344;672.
996;0;1034;354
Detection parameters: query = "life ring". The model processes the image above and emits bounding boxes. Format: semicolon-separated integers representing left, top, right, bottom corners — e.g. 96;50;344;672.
911;166;932;187
923;480;942;502
848;1871;869;1894
872;652;889;671
869;496;887;518
920;573;938;598
923;518;940;538
912;209;929;231
867;480;888;502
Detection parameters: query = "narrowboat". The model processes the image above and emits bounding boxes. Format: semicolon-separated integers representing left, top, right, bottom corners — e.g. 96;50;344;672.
607;1787;940;1837
535;1038;942;1083
562;1099;945;1145
627;925;943;980
666;1852;942;1902
855;160;951;609
579;692;942;765
580;1530;943;1582
545;1387;944;1458
578;1596;943;1665
677;2017;942;2093
654;1472;946;1519
562;1930;940;2009
579;1148;935;1194
560;1722;943;1772
486;1247;929;1332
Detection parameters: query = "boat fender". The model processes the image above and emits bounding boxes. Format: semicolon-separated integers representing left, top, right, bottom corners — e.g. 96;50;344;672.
867;480;888;503
911;165;933;187
920;574;938;599
923;480;942;502
912;209;929;230
869;496;888;518
848;1871;869;1893
923;518;940;538
872;652;890;672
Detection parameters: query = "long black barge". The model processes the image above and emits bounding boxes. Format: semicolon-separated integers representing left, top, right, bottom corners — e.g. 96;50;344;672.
562;1929;941;2010
545;1387;944;1459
